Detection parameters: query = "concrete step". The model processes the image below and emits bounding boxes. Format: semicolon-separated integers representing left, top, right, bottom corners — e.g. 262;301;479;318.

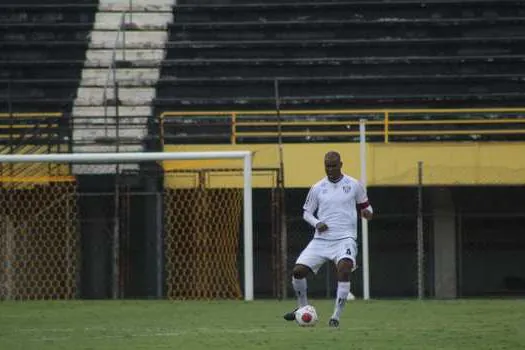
74;117;149;125
73;116;148;124
75;87;155;105
73;127;147;141
73;106;151;117
94;12;172;31
99;0;174;12
89;31;168;49
86;49;164;65
81;68;159;86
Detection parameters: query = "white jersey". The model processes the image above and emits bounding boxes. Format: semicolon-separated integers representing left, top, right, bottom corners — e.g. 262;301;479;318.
303;174;369;240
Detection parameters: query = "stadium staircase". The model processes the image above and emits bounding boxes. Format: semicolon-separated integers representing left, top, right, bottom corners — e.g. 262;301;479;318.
72;0;174;154
156;0;525;116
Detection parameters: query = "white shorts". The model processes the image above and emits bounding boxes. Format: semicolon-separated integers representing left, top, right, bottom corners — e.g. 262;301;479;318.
295;237;358;274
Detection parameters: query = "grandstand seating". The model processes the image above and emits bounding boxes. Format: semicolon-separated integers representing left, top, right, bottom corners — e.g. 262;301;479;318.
0;1;96;151
155;0;525;113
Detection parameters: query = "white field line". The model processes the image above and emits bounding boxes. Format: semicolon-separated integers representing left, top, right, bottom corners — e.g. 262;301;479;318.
29;327;290;342
19;324;497;342
16;328;74;333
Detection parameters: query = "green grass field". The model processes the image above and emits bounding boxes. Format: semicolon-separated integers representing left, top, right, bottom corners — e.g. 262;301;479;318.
0;299;524;350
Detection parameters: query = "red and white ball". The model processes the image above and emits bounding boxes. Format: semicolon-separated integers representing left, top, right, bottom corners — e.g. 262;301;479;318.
295;305;319;327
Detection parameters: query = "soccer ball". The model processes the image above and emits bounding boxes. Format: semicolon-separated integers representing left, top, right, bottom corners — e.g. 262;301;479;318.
295;305;319;327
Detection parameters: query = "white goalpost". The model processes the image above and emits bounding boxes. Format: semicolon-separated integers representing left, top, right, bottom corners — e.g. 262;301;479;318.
0;151;255;301
359;119;371;300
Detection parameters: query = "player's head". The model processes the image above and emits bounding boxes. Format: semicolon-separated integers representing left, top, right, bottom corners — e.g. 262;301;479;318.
324;151;343;182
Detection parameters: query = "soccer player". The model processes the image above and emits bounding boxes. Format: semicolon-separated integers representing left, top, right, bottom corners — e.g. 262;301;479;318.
283;151;373;327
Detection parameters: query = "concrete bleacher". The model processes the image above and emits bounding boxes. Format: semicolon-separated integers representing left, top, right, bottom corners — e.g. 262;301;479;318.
0;2;96;114
155;0;525;115
0;1;97;154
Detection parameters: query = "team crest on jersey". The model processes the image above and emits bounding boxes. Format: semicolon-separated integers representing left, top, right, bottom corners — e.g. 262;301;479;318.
342;185;351;193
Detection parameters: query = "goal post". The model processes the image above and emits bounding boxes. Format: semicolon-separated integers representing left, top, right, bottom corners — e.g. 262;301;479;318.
359;119;370;300
0;151;255;301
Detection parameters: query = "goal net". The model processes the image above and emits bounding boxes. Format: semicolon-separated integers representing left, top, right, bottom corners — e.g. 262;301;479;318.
0;151;254;301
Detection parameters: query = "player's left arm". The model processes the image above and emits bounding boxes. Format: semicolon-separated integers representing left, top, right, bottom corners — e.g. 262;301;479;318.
356;181;373;220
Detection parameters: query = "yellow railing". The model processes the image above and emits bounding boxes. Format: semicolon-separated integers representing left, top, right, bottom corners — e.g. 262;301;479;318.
0;112;63;122
160;108;525;144
0;112;69;182
0;113;62;118
0;112;64;141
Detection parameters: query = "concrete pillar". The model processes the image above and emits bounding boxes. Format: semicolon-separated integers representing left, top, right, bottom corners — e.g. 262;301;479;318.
432;188;457;298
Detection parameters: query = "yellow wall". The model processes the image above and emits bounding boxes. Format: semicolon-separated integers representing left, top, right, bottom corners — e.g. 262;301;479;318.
164;142;525;187
162;145;281;188
369;142;525;186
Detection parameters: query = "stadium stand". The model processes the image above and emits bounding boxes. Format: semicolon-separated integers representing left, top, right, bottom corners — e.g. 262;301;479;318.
0;1;97;153
155;0;525;114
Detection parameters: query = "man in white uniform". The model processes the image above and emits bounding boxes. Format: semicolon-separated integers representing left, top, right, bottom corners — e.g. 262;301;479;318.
283;151;373;327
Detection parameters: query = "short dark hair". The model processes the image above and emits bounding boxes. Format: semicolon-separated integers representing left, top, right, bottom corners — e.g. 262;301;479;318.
324;151;341;162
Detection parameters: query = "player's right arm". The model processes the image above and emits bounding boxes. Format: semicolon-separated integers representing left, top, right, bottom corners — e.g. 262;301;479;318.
302;185;328;232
